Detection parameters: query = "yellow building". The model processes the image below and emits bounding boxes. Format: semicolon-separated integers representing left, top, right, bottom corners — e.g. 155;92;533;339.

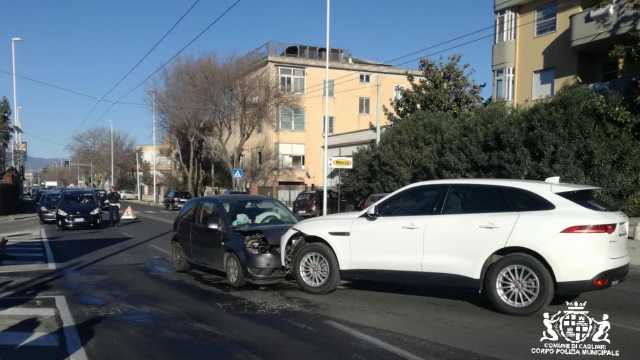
492;0;637;106
246;43;416;205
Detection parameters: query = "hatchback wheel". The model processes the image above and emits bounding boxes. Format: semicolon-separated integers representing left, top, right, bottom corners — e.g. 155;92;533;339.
225;253;245;288
293;242;340;294
485;254;554;316
171;241;190;273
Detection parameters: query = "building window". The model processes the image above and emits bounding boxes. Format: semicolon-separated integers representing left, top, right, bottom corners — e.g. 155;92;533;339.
360;73;370;83
535;3;557;37
278;144;305;169
532;68;555;99
495;9;516;43
279;106;305;131
359;97;370;114
323;116;335;135
279;66;305;94
394;85;403;101
257;151;263;166
494;67;514;101
323;80;334;97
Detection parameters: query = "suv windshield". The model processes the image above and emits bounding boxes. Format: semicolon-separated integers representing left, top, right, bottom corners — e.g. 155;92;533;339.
62;193;97;206
223;199;297;228
557;189;618;212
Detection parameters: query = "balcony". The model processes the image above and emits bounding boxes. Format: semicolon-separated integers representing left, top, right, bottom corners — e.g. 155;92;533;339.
571;2;640;48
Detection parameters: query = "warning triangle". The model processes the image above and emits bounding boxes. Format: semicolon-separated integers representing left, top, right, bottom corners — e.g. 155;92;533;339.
121;206;137;220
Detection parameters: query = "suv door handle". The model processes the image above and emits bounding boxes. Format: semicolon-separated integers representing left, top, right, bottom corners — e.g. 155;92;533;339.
479;223;499;229
401;224;419;230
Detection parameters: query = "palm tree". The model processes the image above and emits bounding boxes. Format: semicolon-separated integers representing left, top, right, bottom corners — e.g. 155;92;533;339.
0;96;13;171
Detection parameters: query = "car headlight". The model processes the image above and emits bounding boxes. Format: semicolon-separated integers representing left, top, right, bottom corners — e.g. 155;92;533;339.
40;206;48;212
245;234;269;255
90;208;100;215
57;209;68;216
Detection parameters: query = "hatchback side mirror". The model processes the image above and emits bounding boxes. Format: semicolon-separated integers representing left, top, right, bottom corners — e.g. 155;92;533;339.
207;222;219;230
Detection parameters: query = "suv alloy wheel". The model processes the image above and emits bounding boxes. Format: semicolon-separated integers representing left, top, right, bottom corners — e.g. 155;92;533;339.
485;253;554;316
293;243;340;294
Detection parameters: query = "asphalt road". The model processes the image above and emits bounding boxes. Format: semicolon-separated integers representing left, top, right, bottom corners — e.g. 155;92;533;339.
0;200;638;360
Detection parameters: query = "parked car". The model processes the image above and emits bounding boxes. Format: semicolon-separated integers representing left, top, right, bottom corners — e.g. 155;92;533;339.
171;195;298;286
119;190;137;200
292;189;352;218
359;193;389;210
281;178;630;316
56;190;103;229
38;191;62;223
164;191;192;210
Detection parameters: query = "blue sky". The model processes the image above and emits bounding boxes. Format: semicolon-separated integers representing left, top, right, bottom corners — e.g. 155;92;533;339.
0;0;493;158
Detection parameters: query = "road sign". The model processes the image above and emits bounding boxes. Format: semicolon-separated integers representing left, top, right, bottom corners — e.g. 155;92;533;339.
231;168;244;179
329;157;353;169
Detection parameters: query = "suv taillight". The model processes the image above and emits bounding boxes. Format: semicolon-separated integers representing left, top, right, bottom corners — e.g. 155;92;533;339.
561;224;616;234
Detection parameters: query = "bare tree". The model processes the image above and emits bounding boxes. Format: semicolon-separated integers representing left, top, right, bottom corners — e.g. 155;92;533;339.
67;127;136;188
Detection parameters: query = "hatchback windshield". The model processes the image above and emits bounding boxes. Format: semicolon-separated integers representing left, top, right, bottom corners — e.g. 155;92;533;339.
223;199;297;228
62;193;97;206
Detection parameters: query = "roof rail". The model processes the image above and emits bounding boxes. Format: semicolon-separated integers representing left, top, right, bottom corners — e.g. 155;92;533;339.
544;176;560;184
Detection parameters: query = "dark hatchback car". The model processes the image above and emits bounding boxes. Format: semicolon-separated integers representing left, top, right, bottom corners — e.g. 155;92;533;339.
38;191;62;223
171;195;298;287
164;191;192;210
292;189;353;218
56;191;103;229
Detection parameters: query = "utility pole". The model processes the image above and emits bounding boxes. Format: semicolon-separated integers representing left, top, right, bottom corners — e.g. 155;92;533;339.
152;91;157;204
10;37;23;168
136;149;140;201
376;75;381;145
322;0;331;217
77;161;80;186
110;120;114;188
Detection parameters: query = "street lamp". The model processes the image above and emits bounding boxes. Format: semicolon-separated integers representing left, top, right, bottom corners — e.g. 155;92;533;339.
11;36;23;168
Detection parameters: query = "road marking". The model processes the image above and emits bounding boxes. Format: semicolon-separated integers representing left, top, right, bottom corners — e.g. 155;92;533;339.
0;307;56;317
149;244;171;256
144;210;157;214
325;320;424;360
3;252;45;258
55;296;88;360
41;228;57;270
0;331;60;347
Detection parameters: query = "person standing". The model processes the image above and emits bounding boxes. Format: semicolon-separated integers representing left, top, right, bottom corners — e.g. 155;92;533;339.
107;187;121;227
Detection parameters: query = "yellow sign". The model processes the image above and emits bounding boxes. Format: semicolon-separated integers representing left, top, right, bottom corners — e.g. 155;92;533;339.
329;157;353;169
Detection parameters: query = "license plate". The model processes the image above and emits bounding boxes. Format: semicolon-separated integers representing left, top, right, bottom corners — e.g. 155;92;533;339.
298;210;306;214
611;280;620;286
74;218;85;223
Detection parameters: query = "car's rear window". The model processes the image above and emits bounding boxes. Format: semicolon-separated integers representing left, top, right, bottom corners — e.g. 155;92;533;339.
557;190;617;212
296;193;313;201
175;192;191;198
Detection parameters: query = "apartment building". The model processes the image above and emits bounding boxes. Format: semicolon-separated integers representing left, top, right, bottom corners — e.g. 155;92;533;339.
245;42;416;205
492;0;638;106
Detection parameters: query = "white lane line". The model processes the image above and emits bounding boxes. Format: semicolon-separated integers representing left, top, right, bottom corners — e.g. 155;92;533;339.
0;307;56;317
41;228;56;270
0;331;59;347
149;244;171;256
325;320;424;360
144;210;157;214
55;296;88;360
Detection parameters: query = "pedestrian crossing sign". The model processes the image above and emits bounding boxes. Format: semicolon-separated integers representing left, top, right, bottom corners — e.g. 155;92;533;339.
231;168;244;179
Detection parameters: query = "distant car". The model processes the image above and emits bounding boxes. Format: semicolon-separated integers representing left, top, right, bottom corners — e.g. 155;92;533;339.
171;195;298;287
164;191;192;210
281;179;630;316
292;190;352;218
56;190;103;229
359;193;389;210
38;191;62;223
119;190;137;200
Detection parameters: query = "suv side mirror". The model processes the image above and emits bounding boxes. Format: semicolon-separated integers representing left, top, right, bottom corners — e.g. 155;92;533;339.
366;206;378;218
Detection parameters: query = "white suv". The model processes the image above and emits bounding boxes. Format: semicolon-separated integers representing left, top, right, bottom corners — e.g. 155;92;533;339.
280;179;630;315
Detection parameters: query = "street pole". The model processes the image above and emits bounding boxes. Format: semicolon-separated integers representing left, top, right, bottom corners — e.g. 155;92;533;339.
90;160;93;187
77;162;80;186
10;37;23;168
322;0;331;217
152;91;157;204
136;150;140;201
376;75;381;145
110;120;114;188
